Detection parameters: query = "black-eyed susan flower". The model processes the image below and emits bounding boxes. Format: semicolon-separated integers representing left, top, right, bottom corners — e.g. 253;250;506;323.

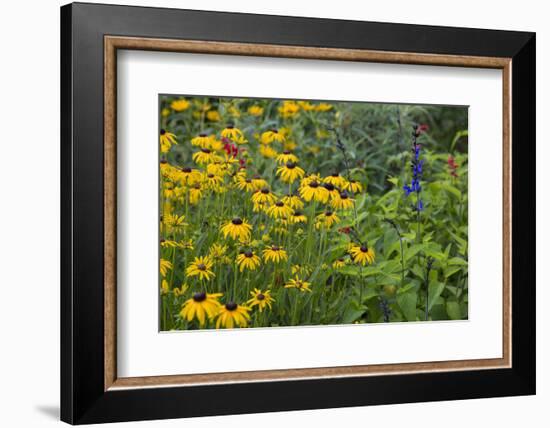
260;129;285;144
247;288;275;312
344;179;363;193
178;167;202;186
206;110;221;122
160;258;172;277
192;148;220;165
259;144;278;159
248;105;264;116
236;250;261;272
321;182;340;200
349;245;376;266
221;124;247;144
299;178;330;203
180;292;222;326
276;162;305;184
186;256;215;281
284;276;312;292
275;150;299;165
251;175;269;190
203;172;224;191
315;102;333;112
161;107;170;117
291;264;311;276
266;201;293;219
315;211;340;229
189;183;203;205
161;279;170;295
282;193;304;210
278;100;300;118
236;175;257;192
160;129;177;153
252;188;277;205
289;209;308;224
191;133;213;149
215;302;251;328
221;217;252;241
332;257;348;269
297;100;315;111
172;283;189;297
324;172;347;188
262;245;288;263
331;191;355;210
171;99;190;111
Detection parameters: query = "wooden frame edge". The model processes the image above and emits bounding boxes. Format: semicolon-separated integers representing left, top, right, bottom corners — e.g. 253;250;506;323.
104;35;512;391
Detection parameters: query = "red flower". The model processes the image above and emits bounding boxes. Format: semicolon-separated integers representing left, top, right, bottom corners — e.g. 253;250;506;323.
338;227;351;234
223;142;238;157
447;156;459;177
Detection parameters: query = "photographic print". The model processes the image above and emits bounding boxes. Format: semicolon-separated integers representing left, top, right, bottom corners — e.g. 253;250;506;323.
159;95;468;330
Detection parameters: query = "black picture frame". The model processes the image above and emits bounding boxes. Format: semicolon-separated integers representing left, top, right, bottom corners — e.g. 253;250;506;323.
61;2;535;424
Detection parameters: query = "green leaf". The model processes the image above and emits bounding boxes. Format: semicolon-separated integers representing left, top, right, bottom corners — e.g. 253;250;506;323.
397;289;418;321
448;257;468;266
446;301;462;320
428;281;445;310
342;302;367;323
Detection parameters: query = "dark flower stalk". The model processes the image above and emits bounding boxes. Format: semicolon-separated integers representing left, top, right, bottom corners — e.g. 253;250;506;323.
424;257;435;321
403;124;425;243
379;297;392;323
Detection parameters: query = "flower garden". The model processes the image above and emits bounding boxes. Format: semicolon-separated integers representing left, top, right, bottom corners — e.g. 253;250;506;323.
159;96;468;330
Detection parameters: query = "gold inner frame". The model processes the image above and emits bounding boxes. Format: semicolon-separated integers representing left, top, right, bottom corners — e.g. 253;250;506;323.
104;36;512;391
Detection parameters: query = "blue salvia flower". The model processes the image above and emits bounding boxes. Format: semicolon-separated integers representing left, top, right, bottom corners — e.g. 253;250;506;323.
403;125;424;211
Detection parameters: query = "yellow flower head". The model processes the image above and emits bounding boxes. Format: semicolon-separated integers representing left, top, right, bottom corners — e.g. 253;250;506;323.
180;292;222;326
251;175;269;190
235;174;257;192
289;209;308;224
252;188;277;205
203;172;224;192
330;191;355;211
247;288;275;312
189;183;203;205
299;177;330;203
216;302;251;329
276;161;305;184
324;172;347;189
236;250;261;272
259;144;278;159
349;245;376;266
282;194;304;210
160;129;177;153
206;110;221;122
297;100;315;111
344;179;364;194
332;257;348;269
171;99;190;111
315;211;340;229
221;217;252;241
192;148;221;165
276;151;299;165
262;245;288;263
266;200;293;219
221;124;248;144
186;256;215;281
191;133;214;149
248;105;264;116
208;243;228;263
177;167;202;186
278;100;300;118
315;102;333;112
260;129;285;144
284;276;312;292
160;258;173;277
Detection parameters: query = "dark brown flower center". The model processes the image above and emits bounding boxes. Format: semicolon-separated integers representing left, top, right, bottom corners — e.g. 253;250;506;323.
232;218;243;225
271;245;280;251
309;181;319;188
160;238;165;243
197;263;206;271
207;173;214;178
323;183;335;191
340;192;349;199
181;167;192;173
275;201;284;207
360;246;368;253
245;178;252;183
193;292;206;302
226;124;234;129
325;211;333;217
271;128;278;133
160;129;166;135
293;211;303;216
201;148;211;154
286;162;296;169
199;133;207;137
225;302;238;311
160;159;167;164
261;188;270;194
257;294;265;301
332;172;339;177
244;251;253;258
283;150;291;155
253;174;261;179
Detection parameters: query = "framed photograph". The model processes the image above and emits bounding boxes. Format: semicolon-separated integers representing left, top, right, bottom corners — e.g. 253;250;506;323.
61;2;535;424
